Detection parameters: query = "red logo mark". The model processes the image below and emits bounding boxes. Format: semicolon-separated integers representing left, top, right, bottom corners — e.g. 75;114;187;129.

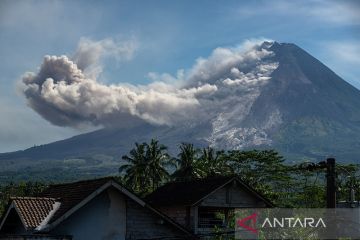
237;212;258;234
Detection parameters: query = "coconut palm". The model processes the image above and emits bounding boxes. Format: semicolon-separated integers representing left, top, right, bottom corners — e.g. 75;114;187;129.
120;139;172;193
199;147;232;177
119;142;150;193
146;139;173;190
172;143;204;180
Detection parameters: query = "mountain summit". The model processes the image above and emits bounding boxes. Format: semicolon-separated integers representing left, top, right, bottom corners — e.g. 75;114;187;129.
2;41;360;181
199;41;360;159
266;42;360;160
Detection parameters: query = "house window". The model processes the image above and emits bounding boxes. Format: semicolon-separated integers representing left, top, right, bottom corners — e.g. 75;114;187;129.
198;207;226;229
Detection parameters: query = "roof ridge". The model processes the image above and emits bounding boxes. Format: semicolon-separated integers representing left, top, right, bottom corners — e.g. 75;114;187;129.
46;176;116;187
10;197;59;201
145;175;237;206
168;175;234;183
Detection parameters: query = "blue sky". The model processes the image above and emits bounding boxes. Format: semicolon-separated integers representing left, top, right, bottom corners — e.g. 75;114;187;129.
0;0;359;152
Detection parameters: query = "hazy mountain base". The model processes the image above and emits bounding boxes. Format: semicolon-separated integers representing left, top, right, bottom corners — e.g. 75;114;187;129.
0;124;206;184
1;120;359;184
274;117;360;163
0;154;120;184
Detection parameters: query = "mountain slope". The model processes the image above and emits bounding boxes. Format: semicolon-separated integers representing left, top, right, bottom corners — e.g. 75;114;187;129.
266;43;360;161
1;41;360;182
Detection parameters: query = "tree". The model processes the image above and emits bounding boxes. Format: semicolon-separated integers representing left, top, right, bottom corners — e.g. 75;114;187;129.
336;163;359;202
225;150;289;185
199;147;232;177
119;142;150;194
0;181;46;215
223;150;293;206
172;143;204;180
120;139;172;194
120;141;360;208
146;139;173;190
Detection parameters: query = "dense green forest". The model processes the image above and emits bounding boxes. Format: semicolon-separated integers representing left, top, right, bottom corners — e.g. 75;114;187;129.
1;139;359;215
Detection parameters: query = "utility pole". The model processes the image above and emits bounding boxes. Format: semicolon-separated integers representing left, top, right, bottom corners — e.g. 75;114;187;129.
299;158;336;208
326;158;336;208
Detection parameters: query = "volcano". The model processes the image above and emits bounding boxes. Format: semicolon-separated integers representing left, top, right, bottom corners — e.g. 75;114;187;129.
2;42;360;182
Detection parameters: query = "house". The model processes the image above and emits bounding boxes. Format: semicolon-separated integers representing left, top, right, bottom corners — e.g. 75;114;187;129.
145;176;273;236
0;178;195;240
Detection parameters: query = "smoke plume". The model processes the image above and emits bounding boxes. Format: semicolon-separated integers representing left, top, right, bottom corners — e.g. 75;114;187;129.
21;38;278;128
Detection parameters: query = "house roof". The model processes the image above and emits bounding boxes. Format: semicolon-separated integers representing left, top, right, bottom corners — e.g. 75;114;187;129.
145;176;274;207
0;177;194;237
7;197;59;230
39;177;113;224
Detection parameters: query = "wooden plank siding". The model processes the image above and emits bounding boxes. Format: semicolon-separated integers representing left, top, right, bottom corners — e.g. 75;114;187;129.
144;177;273;238
200;181;267;208
126;199;186;239
156;206;188;227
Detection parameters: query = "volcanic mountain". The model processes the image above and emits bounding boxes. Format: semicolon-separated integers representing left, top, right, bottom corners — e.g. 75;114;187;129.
1;41;360;182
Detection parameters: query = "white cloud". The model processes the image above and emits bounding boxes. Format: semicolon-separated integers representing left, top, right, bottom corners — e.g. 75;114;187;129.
0;1;102;40
307;0;360;25
325;41;360;65
236;0;360;26
317;40;360;89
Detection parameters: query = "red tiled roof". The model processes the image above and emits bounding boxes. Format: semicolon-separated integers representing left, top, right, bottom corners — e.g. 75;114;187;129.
11;197;59;229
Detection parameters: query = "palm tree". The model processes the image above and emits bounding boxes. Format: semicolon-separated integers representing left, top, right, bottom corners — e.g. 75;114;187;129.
199;147;232;177
145;139;173;190
120;139;172;193
119;142;150;193
172;143;204;180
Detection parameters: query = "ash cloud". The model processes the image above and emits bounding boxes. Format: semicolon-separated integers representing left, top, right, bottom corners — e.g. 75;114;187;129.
73;37;137;79
21;38;278;128
222;62;279;87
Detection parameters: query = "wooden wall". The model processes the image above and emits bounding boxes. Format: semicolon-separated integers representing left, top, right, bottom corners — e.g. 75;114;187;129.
200;181;267;208
126;200;189;239
156;206;189;227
